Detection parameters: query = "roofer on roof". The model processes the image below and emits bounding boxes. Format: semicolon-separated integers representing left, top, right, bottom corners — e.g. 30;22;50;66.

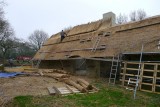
60;30;67;42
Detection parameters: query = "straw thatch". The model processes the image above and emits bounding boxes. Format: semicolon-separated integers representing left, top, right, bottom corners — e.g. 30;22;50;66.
34;15;160;60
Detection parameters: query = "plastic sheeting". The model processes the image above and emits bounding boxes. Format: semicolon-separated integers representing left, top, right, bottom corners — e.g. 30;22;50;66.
0;72;25;78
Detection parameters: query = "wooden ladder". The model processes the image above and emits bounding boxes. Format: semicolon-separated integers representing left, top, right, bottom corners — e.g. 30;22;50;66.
32;51;49;69
91;36;102;52
34;53;46;69
108;55;119;85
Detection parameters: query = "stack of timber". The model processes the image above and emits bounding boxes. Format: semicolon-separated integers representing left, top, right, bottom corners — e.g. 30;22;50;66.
38;69;69;81
47;78;99;95
42;69;68;74
39;69;99;95
65;78;99;92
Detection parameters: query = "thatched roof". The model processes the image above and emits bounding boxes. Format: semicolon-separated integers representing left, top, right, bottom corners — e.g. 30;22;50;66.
34;15;160;60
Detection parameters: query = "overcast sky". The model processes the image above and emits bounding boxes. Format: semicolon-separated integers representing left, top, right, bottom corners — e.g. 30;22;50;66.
5;0;160;40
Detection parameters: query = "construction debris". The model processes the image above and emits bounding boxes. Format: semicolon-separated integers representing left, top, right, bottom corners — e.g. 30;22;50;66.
77;78;93;90
66;85;80;93
43;72;70;80
64;79;87;93
1;67;98;98
39;69;68;74
38;69;99;95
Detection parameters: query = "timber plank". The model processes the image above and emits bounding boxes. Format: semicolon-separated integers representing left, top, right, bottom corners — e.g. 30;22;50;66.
47;87;56;95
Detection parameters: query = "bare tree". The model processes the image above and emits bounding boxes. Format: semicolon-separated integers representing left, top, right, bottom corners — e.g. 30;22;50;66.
0;0;20;67
0;0;5;19
0;0;6;36
129;11;137;21
28;30;49;51
116;13;128;24
16;41;36;57
0;21;16;64
129;9;147;21
137;9;147;21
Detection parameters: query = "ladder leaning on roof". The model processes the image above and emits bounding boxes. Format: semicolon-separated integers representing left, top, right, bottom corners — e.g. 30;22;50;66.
32;45;53;69
32;52;46;69
91;36;102;52
108;55;119;85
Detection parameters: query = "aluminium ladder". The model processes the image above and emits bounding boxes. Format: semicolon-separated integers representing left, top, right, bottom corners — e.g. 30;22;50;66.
108;55;119;85
126;44;144;99
91;36;102;52
133;44;144;99
126;78;138;91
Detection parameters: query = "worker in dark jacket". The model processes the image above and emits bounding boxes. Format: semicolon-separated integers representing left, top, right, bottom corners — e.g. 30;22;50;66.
60;30;67;42
8;58;13;67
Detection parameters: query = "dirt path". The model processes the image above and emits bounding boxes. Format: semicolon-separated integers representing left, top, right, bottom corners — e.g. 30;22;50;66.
0;76;65;106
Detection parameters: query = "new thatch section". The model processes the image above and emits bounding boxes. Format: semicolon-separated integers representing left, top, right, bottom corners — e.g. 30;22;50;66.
34;14;160;60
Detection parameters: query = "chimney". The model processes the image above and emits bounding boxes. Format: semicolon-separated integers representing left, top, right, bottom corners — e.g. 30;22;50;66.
103;12;116;26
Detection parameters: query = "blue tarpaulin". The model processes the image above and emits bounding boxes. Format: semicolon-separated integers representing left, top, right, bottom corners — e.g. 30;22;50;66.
0;72;25;78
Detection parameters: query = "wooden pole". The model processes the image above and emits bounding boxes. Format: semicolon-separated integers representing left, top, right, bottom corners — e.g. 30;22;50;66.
77;78;93;90
65;80;87;93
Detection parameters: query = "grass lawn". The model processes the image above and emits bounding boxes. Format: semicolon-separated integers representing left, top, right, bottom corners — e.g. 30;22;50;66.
5;81;160;107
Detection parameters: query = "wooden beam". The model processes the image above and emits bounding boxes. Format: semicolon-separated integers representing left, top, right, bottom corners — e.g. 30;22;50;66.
64;80;87;93
157;40;160;49
47;87;56;95
141;83;153;85
77;78;92;90
153;64;158;92
122;62;127;86
140;63;147;91
142;76;154;78
143;69;155;72
125;68;139;71
66;85;74;94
